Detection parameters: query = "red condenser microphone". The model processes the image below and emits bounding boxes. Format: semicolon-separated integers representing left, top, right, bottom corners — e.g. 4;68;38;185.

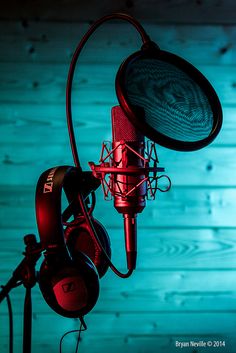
111;106;146;270
89;106;170;272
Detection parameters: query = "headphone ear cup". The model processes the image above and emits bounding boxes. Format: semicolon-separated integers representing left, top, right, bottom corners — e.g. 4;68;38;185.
38;251;99;318
65;218;111;278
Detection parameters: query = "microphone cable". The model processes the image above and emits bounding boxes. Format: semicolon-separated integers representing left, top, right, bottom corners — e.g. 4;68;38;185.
77;189;133;278
1;286;13;353
62;188;133;278
65;14;150;278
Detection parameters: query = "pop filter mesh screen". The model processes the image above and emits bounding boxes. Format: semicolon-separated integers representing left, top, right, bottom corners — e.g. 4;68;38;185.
124;58;214;142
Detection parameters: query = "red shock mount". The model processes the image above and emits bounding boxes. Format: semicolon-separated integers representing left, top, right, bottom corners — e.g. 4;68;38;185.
89;140;171;201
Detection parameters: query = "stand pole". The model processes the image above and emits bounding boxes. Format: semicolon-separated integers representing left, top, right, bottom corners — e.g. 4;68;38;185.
23;287;32;353
0;234;42;353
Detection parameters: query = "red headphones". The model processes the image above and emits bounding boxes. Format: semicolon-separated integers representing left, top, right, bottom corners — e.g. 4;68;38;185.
35;166;111;318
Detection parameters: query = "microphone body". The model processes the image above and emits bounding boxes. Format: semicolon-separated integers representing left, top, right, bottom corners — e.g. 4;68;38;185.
111;106;147;270
89;106;169;272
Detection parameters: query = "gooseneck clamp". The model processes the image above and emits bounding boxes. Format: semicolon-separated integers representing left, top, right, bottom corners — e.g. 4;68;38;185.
0;234;42;353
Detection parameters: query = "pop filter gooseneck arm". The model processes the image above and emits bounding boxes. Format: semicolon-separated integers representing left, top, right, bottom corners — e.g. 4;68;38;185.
66;13;151;278
66;13;150;169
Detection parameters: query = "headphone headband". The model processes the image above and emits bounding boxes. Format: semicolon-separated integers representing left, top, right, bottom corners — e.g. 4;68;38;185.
36;166;77;250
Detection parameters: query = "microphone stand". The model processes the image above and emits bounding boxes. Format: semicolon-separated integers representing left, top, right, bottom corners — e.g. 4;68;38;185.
0;234;42;353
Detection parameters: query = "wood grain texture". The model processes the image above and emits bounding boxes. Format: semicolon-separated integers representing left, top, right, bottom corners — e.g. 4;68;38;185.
1;228;236;272
1;311;236;353
2;269;236;314
0;186;236;229
1;0;236;24
1;334;235;353
0;143;235;186
0;62;235;104
0;23;236;65
0;13;235;353
0;103;234;146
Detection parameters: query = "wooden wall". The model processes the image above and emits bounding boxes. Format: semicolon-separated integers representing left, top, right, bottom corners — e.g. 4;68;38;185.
1;1;236;352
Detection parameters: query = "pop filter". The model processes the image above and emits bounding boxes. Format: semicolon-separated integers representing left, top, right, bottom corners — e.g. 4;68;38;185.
116;43;223;151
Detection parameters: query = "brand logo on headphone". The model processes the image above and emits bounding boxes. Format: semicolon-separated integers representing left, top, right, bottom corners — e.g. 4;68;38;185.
62;281;76;293
43;168;57;193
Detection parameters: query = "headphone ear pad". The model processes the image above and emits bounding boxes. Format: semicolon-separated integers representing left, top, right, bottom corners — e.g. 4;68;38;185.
65;218;111;278
38;251;99;318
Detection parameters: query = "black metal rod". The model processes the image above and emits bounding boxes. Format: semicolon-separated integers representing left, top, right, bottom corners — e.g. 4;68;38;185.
6;293;13;353
0;277;19;303
23;287;32;353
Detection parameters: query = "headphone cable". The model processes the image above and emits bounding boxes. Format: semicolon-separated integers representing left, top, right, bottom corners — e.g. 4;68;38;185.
59;317;87;353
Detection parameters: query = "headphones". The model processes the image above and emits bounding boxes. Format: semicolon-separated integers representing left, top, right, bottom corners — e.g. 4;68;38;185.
35;166;111;318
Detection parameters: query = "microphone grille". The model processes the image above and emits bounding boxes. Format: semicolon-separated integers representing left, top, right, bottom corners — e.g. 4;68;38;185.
112;106;144;142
